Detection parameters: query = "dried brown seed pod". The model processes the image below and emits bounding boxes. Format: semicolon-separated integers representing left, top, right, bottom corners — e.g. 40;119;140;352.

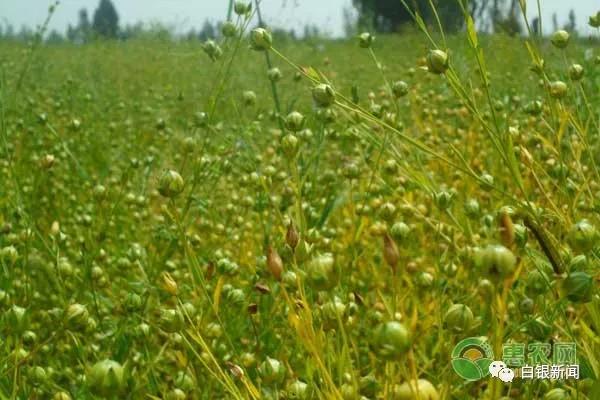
266;246;283;281
383;233;399;272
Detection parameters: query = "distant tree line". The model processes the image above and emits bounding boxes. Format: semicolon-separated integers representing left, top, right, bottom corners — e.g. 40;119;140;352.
0;0;581;43
0;0;301;43
351;0;578;36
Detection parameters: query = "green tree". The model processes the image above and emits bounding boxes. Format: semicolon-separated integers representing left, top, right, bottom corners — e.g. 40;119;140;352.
492;0;521;36
92;0;120;38
198;20;216;41
77;9;92;42
46;29;64;44
351;0;465;33
351;0;520;34
564;9;576;32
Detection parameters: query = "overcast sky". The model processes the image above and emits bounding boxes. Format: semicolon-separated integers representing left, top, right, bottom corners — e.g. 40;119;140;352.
0;0;597;37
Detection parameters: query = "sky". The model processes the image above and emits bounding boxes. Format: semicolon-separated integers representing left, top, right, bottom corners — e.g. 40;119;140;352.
0;0;597;38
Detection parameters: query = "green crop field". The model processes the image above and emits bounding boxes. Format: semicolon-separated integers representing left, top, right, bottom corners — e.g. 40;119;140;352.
0;2;599;399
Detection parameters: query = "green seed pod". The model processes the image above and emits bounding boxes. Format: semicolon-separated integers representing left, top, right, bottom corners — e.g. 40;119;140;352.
339;383;358;400
158;308;185;332
59;258;75;277
65;303;89;331
182;136;196;153
390;222;411;242
205;322;222;338
86;317;97;332
175;371;196;391
281;270;297;287
69;118;81;131
525;99;543;115
286;380;310;399
433;191;454;211
550;30;570;48
194;111;208;127
202;39;223;61
22;330;37;346
321;296;346;329
243;90;257;106
526;269;551;295
426;49;449;74
379;202;397;221
474;244;517;277
590;12;600;28
135;323;151;338
358;32;374;48
0;245;18;264
250;28;272;51
568;64;584;81
443;304;474;333
416;271;434;288
234;1;251;16
442;262;458;278
40;154;55;169
519;297;535;314
392;81;409;98
284;111;305;132
464;198;480;219
370;102;383;117
479;173;494;191
238;352;255;369
393;379;439;400
226;288;246;305
312;84;336;108
527;317;552;340
87;359;126;397
373;321;411;359
93;184;107;200
544;388;570;400
306;253;336;290
568;219;598;252
483;215;496;230
221;21;238;37
359;374;379;397
158;170;184;198
28;366;47;387
281;134;299;158
267;67;282;82
258;357;286;384
549;81;568;99
342;161;360;179
181;302;196;318
563;271;594;303
568;254;587;272
216;258;239;275
383;158;398;174
123;293;143;312
514;223;528;248
0;290;9;307
52;392;72;400
478;278;494;297
165;389;187;400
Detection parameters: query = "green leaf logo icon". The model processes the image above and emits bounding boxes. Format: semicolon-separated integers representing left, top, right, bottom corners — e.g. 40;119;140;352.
451;337;495;381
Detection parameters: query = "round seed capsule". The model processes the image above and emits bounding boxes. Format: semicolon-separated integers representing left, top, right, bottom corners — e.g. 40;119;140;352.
550;30;570;48
426;49;449;74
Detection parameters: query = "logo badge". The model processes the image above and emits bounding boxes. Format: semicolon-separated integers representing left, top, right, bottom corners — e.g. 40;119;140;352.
451;337;494;381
